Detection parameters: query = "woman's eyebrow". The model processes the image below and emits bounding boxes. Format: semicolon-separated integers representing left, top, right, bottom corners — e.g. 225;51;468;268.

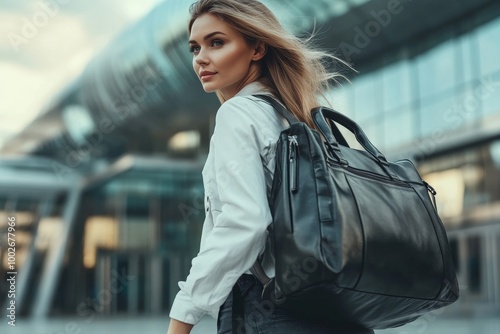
188;31;226;44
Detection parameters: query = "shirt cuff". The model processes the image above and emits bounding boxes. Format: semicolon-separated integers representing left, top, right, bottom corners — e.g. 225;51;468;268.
169;289;216;324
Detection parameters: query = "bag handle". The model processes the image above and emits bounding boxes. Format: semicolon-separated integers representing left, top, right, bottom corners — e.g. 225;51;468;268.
327;118;350;148
255;94;392;173
312;106;389;167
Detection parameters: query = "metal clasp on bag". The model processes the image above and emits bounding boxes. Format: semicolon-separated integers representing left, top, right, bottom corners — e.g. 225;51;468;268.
261;279;284;305
261;278;274;300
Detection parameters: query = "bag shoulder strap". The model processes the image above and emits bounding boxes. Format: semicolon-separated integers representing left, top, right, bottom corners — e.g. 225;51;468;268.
249;94;350;285
252;94;298;126
250;94;284;287
252;94;349;147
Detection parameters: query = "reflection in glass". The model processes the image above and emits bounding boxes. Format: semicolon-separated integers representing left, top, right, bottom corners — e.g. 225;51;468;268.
83;216;118;268
477;16;500;77
489;140;500;168
417;38;457;100
352;72;383;122
323;85;354;118
168;131;200;151
419;94;456;138
453;85;484;123
62;105;96;145
457;32;477;84
35;217;62;251
382;60;413;110
384;106;414;150
482;72;500;116
422;169;465;221
419;140;500;226
358;117;384;152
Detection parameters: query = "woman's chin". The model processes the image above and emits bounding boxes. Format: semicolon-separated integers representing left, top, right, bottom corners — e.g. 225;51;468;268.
201;83;217;93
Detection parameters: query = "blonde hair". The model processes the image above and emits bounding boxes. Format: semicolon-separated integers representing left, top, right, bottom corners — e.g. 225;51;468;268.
188;0;351;129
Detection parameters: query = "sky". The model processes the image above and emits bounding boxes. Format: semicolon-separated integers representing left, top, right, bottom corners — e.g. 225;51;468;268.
0;0;166;150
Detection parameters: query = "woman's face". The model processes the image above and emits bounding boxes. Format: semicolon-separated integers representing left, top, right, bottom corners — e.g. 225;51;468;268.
189;13;263;100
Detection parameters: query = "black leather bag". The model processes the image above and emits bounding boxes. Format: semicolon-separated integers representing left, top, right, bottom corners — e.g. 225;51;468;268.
251;94;460;329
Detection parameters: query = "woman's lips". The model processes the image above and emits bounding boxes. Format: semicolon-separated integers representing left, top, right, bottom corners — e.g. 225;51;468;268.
200;71;217;81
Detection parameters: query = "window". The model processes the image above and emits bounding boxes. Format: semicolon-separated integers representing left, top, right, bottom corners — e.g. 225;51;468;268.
324;85;355;118
482;71;500;116
352;72;383;122
419;94;457;138
453;85;484;123
477;16;500;77
484;140;500;203
457;32;477;84
419;141;500;221
384;106;414;150
417;38;457;100
358;117;384;151
382;60;413;111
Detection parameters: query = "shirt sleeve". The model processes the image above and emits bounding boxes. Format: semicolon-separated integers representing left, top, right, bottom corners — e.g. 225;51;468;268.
169;96;273;324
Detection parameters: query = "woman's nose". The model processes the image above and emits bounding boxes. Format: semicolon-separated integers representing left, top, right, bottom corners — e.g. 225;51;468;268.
195;50;208;65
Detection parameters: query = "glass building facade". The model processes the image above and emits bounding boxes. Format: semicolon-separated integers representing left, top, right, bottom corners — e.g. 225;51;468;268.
327;15;500;153
0;156;206;316
325;13;500;308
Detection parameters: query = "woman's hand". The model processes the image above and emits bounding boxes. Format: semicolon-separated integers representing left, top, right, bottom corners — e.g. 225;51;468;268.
166;318;193;334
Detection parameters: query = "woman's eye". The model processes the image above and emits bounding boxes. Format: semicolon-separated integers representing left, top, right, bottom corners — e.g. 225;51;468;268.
189;40;222;53
189;46;200;53
212;39;223;47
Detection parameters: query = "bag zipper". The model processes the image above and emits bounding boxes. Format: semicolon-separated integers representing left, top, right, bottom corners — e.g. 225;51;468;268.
288;135;298;193
326;158;411;188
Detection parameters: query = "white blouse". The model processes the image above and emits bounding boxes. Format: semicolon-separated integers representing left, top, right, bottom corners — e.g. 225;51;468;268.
169;81;288;324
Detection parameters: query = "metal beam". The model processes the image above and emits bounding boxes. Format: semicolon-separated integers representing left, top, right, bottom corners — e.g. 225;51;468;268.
12;197;54;315
32;186;81;318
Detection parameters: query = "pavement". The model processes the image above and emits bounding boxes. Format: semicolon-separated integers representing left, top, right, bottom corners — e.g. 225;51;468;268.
1;315;499;334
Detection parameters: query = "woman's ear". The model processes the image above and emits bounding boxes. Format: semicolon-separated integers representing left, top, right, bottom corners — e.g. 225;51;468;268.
252;41;267;61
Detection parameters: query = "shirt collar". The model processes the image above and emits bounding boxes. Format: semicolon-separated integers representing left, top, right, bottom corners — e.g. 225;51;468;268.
234;81;271;97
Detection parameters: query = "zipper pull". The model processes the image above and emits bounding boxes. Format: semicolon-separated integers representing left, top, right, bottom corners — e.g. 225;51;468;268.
288;135;298;193
423;180;438;212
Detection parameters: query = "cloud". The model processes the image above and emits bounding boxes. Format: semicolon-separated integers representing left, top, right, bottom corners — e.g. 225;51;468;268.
2;13;92;68
1;4;116;68
0;62;47;139
0;1;33;12
0;0;166;149
0;0;166;67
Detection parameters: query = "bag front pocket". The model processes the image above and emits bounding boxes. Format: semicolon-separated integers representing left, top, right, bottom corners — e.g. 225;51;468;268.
344;173;444;299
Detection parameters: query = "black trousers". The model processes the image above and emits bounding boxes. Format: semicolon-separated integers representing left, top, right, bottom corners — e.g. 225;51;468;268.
217;274;375;334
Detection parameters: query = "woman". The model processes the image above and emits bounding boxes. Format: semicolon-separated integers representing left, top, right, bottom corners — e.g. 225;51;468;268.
167;0;372;333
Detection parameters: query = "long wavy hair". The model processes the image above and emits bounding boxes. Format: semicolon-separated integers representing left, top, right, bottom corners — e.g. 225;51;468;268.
188;0;351;129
